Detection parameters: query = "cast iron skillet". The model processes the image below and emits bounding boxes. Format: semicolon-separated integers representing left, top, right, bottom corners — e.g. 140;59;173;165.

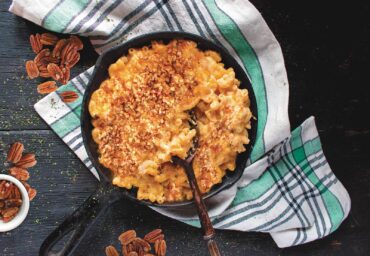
39;31;258;256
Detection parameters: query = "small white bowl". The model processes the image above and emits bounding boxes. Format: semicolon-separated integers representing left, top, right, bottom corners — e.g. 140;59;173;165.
0;174;30;232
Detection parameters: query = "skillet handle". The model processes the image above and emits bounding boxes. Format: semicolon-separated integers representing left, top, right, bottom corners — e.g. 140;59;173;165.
39;182;120;256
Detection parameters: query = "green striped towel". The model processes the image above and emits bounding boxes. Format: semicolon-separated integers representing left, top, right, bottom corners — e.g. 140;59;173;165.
10;0;350;248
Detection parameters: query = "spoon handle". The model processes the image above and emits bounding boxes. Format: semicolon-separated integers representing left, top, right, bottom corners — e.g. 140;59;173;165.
172;156;221;256
208;239;222;256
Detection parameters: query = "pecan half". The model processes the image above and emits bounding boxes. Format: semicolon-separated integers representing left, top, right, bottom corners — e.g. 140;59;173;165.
144;229;163;243
25;60;39;79
0;182;12;200
37;81;58;94
6;142;24;163
65;51;80;68
2;207;19;218
105;245;119;256
154;240;166;256
132;238;151;252
53;39;67;58
34;49;51;65
47;63;63;80
60;91;78;103
127;252;138;256
15;153;37;169
9;167;30;181
10;185;21;199
61;41;78;66
39;70;51;78
70;35;84;51
119;230;137;245
22;182;30;191
5;199;22;208
40;33;59;46
28;187;37;201
59;66;70;84
37;56;59;69
30;34;42;54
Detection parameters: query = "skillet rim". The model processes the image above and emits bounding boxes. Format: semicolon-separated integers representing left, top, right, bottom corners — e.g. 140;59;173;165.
80;31;258;207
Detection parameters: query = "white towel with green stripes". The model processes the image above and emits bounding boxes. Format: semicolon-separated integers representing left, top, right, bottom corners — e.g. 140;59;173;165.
10;0;351;248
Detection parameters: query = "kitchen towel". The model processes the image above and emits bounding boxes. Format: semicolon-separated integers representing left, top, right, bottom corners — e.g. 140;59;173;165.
10;0;351;248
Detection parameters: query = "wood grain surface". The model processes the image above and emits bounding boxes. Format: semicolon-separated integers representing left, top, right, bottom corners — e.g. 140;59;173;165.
0;0;369;255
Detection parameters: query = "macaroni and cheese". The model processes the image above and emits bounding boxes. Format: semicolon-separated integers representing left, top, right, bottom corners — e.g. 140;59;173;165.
89;39;252;203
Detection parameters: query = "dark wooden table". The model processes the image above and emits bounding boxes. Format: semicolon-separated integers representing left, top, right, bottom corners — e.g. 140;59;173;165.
1;0;369;255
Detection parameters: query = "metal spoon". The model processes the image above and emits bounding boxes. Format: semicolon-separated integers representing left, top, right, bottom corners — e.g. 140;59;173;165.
171;110;221;256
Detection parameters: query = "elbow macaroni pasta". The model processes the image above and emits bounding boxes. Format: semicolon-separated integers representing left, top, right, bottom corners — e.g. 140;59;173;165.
89;39;252;203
